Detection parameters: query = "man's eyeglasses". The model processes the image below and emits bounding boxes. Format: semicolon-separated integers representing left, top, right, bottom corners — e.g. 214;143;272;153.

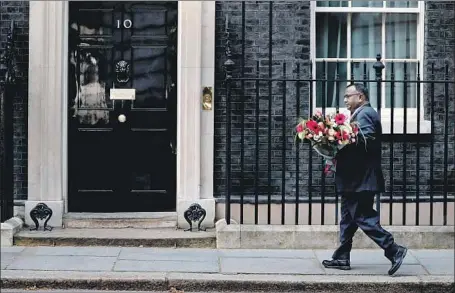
344;93;361;99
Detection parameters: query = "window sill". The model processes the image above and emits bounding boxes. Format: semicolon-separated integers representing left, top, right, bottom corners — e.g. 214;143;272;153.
312;108;432;135
381;119;431;135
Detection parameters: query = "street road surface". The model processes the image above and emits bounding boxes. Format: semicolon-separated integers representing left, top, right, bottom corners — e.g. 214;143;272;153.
0;290;190;293
1;289;191;293
1;289;314;293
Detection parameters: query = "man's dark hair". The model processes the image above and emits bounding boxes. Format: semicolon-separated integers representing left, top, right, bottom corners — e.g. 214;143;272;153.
347;83;369;101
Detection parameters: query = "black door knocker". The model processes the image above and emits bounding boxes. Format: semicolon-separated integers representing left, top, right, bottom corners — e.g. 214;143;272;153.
115;60;130;84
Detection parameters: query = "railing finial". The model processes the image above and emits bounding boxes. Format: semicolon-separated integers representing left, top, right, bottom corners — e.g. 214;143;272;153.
373;53;385;80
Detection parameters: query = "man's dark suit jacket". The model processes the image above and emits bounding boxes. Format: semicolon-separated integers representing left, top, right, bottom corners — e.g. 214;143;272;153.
335;103;385;193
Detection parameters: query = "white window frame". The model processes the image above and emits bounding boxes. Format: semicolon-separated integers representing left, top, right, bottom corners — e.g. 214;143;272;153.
310;1;428;134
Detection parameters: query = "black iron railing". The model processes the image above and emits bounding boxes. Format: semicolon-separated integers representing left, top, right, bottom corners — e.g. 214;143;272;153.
222;21;454;226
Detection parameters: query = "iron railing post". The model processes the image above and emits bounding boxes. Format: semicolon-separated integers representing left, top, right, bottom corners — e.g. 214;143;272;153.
402;62;408;225
389;62;395;225
416;62;421;225
429;63;435;225
443;63;449;225
223;16;235;225
373;54;385;216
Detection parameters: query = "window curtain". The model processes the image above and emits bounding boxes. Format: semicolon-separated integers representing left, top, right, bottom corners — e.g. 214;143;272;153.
385;13;417;108
351;13;381;108
317;12;417;109
316;13;347;108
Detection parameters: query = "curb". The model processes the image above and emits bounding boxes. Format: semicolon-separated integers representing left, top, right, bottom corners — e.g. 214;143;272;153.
1;272;453;292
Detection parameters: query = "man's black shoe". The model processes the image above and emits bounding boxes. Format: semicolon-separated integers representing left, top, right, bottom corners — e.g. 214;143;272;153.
322;259;351;270
388;246;408;276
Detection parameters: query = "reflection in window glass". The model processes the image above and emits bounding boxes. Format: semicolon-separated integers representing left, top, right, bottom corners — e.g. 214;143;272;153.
386;14;417;59
351;13;382;59
74;49;111;125
352;1;383;7
351;62;378;108
132;47;167;108
130;10;166;36
317;1;348;7
316;62;347;108
314;2;421;110
316;13;348;58
385;62;417;108
77;9;113;36
387;1;418;8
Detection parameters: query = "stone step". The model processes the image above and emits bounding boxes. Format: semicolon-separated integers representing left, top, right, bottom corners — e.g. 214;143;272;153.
63;212;177;229
13;227;216;248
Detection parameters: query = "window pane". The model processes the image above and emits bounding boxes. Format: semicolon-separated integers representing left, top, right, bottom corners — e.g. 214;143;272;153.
352;1;383;7
351;13;382;59
317;1;348;7
386;1;418;8
350;62;378;108
385;14;417;59
385;62;417;108
316;13;347;58
316;62;347;109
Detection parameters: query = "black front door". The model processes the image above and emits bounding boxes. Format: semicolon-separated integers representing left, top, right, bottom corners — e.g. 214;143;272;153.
68;1;178;212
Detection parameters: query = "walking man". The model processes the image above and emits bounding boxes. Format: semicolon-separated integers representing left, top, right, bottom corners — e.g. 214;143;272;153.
322;83;407;276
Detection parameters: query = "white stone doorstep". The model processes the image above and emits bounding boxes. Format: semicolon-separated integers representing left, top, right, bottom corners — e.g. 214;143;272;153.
1;217;24;247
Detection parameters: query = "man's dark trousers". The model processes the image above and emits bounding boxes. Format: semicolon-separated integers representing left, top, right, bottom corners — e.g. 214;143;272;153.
333;192;398;260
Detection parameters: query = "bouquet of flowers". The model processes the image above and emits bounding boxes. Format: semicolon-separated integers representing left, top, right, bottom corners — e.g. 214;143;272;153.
295;111;361;175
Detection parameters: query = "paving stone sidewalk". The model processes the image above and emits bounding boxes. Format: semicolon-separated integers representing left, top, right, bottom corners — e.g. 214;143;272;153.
1;246;453;276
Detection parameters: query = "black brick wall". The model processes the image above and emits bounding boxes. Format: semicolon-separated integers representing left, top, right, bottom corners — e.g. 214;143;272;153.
215;1;315;201
214;1;455;204
1;1;29;200
419;1;455;198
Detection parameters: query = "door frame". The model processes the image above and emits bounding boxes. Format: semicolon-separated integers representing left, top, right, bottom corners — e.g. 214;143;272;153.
26;2;216;228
